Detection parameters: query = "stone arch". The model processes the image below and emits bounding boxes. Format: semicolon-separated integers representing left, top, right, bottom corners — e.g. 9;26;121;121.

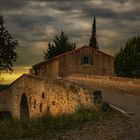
20;94;29;119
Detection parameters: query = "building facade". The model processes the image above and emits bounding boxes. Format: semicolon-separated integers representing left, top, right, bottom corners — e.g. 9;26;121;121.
31;45;114;78
0;45;113;119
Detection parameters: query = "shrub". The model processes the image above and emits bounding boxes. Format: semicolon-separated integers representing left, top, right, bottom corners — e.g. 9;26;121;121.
0;107;121;139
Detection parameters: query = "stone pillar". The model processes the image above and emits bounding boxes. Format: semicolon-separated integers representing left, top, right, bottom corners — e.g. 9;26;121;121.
93;90;102;111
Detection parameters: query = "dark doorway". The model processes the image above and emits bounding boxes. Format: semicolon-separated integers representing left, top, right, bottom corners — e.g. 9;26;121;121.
20;94;29;119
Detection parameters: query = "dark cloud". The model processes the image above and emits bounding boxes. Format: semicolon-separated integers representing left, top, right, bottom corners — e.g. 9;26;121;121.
1;0;140;68
1;0;28;11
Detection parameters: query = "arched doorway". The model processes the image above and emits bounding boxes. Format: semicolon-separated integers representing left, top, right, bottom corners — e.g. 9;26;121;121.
20;94;29;119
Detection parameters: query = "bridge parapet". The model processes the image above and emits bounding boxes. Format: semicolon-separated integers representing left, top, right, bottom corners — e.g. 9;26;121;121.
66;74;140;96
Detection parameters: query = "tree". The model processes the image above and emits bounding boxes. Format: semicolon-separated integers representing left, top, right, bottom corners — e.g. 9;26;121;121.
89;17;98;49
44;31;76;60
0;13;18;73
114;35;140;78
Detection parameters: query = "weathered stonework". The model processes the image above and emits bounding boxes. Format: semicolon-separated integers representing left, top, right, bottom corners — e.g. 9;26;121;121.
0;74;102;119
66;74;140;96
31;45;114;78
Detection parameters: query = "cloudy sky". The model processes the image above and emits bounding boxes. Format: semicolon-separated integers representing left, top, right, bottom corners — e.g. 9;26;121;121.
1;0;140;83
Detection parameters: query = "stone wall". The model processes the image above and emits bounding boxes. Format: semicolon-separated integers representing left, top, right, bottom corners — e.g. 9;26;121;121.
66;74;140;96
46;60;59;78
59;46;114;77
31;46;114;78
0;89;11;111
0;74;102;119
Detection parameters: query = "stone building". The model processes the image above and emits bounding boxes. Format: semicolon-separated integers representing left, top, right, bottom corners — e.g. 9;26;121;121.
0;45;114;119
31;45;114;78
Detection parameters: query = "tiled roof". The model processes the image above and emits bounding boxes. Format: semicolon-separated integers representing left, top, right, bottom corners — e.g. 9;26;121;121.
33;45;114;67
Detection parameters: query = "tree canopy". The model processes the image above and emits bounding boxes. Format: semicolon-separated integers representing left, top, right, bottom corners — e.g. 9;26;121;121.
89;17;98;49
114;35;140;78
44;31;76;60
0;14;18;73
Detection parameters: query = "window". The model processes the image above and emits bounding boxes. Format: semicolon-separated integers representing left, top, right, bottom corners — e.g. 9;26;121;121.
47;106;50;114
34;100;36;109
81;56;92;65
40;103;42;112
84;57;88;64
29;97;32;106
42;92;45;99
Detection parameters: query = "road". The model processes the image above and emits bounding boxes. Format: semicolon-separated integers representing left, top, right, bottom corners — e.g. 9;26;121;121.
99;88;140;140
69;80;140;140
101;88;140;119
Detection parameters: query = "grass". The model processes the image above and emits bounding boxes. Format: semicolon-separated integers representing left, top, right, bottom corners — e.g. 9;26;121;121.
0;107;122;140
0;84;9;90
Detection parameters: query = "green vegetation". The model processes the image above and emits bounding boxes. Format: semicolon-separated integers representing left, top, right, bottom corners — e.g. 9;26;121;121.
0;107;122;140
44;31;76;60
114;35;140;78
32;64;40;76
132;70;140;78
0;13;18;73
0;84;9;90
89;17;99;49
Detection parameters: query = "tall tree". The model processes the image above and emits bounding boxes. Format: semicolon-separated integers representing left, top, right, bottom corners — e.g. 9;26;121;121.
114;35;140;78
89;17;98;49
0;13;18;73
44;31;76;60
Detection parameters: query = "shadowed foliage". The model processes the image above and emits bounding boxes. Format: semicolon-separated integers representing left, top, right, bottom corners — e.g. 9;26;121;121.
0;13;18;73
44;31;76;60
0;107;121;139
114;35;140;78
89;17;99;49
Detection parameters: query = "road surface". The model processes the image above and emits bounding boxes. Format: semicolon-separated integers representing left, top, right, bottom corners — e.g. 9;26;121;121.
69;80;140;140
100;88;140;140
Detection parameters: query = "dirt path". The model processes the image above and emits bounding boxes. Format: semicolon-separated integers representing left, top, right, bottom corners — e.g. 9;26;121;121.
52;115;131;140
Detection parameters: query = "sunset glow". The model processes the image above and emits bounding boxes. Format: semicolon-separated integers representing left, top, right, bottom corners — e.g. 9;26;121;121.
1;67;30;84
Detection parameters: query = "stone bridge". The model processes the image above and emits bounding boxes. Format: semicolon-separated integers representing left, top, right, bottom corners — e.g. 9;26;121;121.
0;74;102;119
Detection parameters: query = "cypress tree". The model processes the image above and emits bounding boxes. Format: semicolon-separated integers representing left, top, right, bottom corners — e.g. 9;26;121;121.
89;17;98;49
